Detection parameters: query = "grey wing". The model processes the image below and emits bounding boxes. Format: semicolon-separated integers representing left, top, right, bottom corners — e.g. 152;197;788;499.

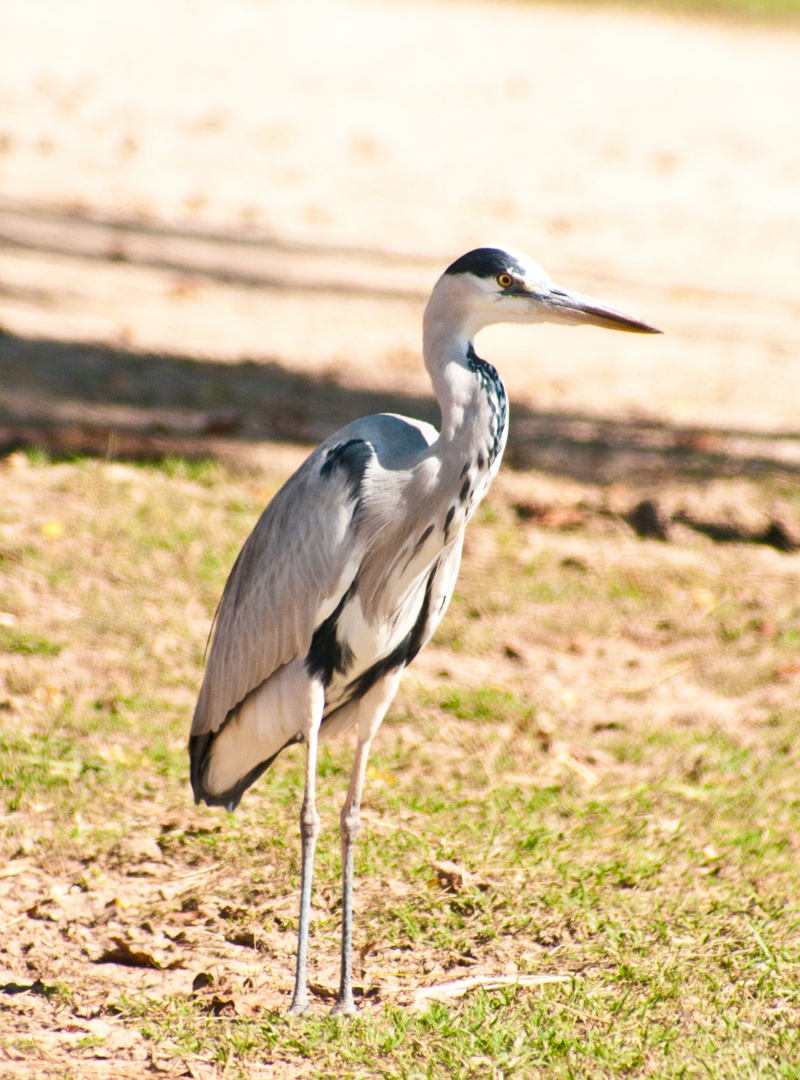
191;438;373;738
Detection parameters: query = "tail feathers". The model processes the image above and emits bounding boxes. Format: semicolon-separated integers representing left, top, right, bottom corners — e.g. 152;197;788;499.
189;729;302;813
190;658;323;811
189;730;215;805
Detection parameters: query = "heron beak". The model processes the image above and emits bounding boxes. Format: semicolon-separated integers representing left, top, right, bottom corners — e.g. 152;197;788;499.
525;282;661;334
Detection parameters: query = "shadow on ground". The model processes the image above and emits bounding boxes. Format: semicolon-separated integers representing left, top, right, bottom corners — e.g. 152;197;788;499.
1;199;800;488
0;197;435;303
2;328;800;488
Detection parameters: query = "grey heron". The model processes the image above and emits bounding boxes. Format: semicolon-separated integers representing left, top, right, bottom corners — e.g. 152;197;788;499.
189;246;660;1014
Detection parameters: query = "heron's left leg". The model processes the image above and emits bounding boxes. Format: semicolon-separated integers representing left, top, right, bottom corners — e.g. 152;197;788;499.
332;667;404;1016
288;678;326;1016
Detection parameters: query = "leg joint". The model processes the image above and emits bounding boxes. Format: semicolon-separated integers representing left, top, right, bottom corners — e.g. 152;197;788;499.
339;806;361;844
300;807;320;840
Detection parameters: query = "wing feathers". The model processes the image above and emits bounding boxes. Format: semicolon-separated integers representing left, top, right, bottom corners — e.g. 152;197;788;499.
191;413;444;739
191;442;372;736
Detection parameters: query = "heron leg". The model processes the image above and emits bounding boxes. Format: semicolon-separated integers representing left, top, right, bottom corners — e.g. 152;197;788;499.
332;669;403;1016
289;686;325;1016
331;736;370;1016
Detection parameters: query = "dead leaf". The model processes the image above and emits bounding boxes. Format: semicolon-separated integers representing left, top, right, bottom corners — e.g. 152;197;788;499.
126;861;167;877
428;860;472;892
225;929;266;950
174;908;203;924
514;503;587;530
95;936;184;970
206;994;236;1016
203;990;284;1016
774;662;800;682
162;926;190;944
358;939;378;964
118;835;164;863
0;858;37;878
26;901;58;922
219;905;249;921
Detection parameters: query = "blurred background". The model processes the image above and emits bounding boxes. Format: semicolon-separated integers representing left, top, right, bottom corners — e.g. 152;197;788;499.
1;0;799;469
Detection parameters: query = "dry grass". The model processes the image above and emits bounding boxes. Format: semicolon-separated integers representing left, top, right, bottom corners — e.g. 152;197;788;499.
1;451;799;1078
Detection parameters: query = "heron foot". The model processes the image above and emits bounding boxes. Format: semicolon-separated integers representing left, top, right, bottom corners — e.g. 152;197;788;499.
287;999;313;1017
330;997;357;1017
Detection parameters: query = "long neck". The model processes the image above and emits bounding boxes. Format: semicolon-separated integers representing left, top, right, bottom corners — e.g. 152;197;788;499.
422;280;509;473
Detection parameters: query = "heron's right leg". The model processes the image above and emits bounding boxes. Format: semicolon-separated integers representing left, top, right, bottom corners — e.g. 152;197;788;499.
332;668;404;1015
288;679;325;1016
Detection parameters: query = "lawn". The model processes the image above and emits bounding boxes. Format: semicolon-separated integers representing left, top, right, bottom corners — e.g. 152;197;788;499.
1;452;799;1078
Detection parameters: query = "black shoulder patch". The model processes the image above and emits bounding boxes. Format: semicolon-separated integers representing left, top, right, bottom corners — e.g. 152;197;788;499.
320;438;373;495
305;581;357;687
444;247;527;280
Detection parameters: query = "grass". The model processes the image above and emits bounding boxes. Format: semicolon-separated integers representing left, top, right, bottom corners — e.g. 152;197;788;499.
1;452;800;1077
0;626;63;656
541;0;800;21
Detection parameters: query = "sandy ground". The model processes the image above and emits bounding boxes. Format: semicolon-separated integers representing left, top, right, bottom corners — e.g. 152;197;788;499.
0;0;799;446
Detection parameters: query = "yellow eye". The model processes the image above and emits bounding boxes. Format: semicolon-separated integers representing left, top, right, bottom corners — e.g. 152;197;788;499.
497;273;513;288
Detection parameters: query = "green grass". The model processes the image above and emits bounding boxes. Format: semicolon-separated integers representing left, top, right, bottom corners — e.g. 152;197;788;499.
0;626;63;656
103;723;800;1077
2;456;800;1077
536;0;800;21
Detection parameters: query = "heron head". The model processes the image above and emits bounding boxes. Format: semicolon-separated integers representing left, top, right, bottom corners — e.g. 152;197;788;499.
442;246;661;336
